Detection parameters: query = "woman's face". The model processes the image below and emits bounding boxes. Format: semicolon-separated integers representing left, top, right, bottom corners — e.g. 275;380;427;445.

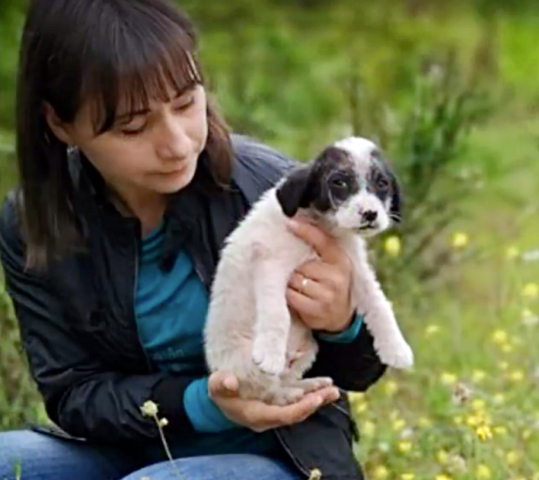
47;83;208;206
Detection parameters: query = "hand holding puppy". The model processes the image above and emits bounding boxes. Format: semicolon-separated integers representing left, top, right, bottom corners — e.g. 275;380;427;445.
286;219;355;333
208;371;340;432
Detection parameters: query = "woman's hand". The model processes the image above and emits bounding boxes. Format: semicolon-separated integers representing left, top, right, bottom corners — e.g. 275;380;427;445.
208;371;340;433
286;219;355;333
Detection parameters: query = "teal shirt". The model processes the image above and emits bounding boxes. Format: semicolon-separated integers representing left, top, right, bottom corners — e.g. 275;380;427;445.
135;221;364;456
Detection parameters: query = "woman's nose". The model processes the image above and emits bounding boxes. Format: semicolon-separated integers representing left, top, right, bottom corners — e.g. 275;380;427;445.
155;116;191;160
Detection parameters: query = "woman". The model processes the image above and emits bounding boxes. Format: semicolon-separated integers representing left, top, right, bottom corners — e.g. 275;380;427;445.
0;1;387;479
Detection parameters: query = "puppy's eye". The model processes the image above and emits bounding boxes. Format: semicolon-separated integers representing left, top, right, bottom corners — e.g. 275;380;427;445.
376;177;390;190
331;178;348;189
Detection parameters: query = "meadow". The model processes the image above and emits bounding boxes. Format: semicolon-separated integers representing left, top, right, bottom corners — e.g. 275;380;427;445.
1;1;539;479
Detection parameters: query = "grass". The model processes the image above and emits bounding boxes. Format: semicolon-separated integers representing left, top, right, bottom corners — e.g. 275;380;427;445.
2;4;539;479
353;113;539;479
1;84;539;480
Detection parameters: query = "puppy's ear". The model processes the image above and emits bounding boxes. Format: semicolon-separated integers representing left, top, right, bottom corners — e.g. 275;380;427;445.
276;165;313;217
389;171;402;222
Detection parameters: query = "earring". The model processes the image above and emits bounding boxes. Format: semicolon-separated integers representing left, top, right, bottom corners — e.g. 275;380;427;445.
67;145;77;156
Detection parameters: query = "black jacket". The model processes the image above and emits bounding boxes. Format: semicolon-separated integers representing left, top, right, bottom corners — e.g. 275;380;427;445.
0;134;386;479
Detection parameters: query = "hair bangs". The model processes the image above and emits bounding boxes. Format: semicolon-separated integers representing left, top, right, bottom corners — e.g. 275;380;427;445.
82;18;203;135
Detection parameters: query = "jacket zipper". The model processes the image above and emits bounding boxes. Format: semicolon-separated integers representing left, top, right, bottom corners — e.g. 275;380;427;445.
273;430;311;478
132;230;153;373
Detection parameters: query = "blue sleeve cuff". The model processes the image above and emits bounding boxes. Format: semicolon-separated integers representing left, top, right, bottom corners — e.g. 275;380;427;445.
183;377;239;433
316;313;364;343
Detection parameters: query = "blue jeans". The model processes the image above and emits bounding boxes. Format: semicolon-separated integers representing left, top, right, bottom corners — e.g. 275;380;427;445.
0;430;302;480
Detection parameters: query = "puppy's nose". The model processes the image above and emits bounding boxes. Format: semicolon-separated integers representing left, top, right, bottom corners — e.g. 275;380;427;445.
363;210;378;223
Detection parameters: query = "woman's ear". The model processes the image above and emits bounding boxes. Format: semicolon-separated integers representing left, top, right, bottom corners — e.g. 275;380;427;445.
42;102;75;146
275;165;314;217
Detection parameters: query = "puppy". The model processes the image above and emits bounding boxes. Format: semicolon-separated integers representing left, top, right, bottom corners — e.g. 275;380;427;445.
203;137;413;406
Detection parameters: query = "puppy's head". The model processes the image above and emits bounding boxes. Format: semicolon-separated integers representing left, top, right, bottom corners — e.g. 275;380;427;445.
276;136;402;237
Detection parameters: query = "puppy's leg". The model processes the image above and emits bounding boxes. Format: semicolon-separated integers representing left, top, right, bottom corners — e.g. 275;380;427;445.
352;252;414;369
279;334;333;399
251;257;292;377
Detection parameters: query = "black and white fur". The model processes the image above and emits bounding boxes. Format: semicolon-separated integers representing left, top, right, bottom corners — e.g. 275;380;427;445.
203;136;413;406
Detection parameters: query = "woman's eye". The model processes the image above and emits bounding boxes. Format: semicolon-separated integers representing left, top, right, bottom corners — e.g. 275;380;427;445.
174;96;195;112
120;125;146;136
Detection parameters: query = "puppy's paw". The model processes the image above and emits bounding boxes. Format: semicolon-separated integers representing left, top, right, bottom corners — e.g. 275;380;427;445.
252;338;286;376
295;377;334;393
271;387;306;406
375;337;414;369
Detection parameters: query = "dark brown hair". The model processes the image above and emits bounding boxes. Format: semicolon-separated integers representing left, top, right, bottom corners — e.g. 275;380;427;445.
15;0;233;269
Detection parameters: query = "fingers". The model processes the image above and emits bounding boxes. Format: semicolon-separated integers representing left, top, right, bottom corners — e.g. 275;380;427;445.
287;220;342;264
253;386;340;431
286;288;323;319
278;387;341;426
288;272;333;303
208;371;239;399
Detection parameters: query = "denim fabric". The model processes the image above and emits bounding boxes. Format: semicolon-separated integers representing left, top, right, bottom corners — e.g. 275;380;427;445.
0;430;300;480
120;453;302;480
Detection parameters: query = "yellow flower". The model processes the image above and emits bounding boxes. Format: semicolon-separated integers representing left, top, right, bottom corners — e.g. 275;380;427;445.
418;416;432;428
475;464;491;479
384;236;401;257
435;475;452;480
384;380;399;396
362;420;376;437
522;282;539;299
509;369;524;382
452;232;469;249
440;372;458;386
476;425;492;441
140;400;159;417
471;398;486;411
501;343;513;353
372;465;389;479
397;441;412;454
453;415;463;425
498;361;509;371
505;450;520;465
492;393;505;405
392;418;406;431
522;429;531;440
355;401;368;414
493;425;507;436
505;245;520;260
348;392;365;403
425;324;440;336
466;414;481;427
491;329;509;345
436;449;448;464
471;370;486;383
401;474;415;480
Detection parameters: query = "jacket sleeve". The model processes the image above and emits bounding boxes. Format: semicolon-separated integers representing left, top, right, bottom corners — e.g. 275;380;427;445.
0;194;200;443
309;321;387;391
232;136;388;392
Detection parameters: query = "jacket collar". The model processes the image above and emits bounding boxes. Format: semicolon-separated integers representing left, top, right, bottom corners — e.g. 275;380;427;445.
68;146;245;275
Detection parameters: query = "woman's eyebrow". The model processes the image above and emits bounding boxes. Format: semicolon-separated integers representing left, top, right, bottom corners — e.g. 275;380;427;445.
115;86;195;121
